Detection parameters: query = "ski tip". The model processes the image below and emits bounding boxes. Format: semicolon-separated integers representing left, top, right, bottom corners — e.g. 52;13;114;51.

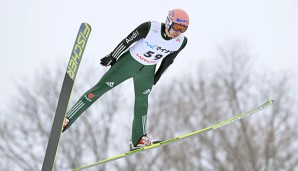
81;22;92;31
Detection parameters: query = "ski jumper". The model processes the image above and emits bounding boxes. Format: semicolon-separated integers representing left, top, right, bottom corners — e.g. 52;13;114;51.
63;21;188;146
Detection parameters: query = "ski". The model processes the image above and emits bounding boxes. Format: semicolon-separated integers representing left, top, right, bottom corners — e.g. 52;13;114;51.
42;23;91;171
72;99;274;171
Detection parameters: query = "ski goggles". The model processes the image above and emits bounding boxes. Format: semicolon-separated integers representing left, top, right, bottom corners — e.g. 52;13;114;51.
170;22;188;33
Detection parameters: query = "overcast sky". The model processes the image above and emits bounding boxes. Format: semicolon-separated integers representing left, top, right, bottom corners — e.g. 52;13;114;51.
0;0;298;110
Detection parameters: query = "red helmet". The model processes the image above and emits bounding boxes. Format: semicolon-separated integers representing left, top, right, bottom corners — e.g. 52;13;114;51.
165;9;190;30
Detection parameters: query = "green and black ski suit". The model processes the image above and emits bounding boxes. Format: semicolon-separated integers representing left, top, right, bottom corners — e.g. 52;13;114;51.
63;21;188;146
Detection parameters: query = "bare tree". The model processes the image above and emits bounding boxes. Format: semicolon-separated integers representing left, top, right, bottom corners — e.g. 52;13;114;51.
1;41;297;171
0;61;127;171
117;41;298;171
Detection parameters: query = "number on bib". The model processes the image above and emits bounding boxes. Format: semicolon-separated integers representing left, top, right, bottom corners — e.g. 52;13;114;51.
143;51;163;60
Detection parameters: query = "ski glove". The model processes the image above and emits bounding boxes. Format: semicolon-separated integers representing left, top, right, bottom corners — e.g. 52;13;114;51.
100;55;117;66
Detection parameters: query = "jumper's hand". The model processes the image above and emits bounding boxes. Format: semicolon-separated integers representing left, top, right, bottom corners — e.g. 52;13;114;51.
100;55;116;66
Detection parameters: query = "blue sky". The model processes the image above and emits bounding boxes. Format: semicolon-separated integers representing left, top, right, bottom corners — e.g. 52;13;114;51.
0;0;298;110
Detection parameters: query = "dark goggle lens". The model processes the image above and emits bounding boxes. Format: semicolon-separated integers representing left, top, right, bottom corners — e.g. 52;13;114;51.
171;23;188;33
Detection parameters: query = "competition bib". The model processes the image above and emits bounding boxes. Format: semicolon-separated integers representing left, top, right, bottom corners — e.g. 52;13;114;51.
129;21;184;65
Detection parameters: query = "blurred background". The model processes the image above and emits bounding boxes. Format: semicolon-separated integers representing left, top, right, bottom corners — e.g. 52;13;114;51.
0;0;297;170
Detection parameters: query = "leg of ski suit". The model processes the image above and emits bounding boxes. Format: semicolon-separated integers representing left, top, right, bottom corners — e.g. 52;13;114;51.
131;66;154;145
63;52;155;146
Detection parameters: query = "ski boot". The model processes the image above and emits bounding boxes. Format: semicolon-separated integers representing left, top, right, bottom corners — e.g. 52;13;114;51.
129;134;161;151
62;117;69;131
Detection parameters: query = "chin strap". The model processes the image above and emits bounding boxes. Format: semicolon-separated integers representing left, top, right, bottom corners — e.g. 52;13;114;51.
163;29;172;40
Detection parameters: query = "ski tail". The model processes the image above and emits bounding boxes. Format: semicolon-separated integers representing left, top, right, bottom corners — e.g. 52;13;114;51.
42;23;91;171
72;99;274;171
